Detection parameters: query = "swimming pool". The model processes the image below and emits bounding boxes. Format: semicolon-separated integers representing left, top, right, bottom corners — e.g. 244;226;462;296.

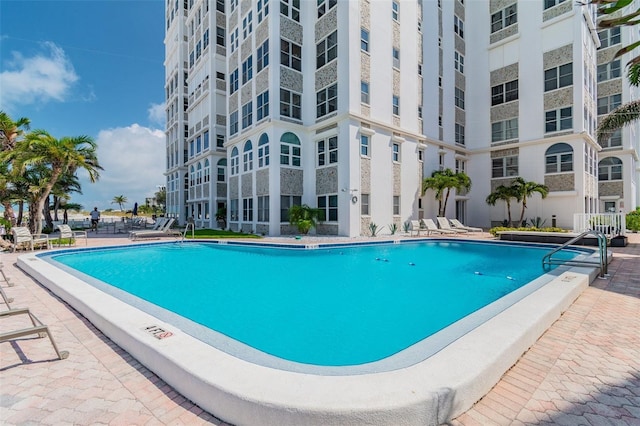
18;239;600;425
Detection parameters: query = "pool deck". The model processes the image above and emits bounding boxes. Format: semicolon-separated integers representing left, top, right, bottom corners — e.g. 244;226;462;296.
1;231;639;425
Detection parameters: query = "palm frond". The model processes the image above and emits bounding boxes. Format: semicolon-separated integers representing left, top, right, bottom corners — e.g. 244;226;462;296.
596;100;640;142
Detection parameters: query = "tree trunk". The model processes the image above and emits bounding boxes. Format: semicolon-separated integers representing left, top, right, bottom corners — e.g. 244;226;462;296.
43;194;53;231
63;209;68;224
53;195;60;221
16;201;24;226
506;202;513;227
518;200;527;227
2;202;16;226
28;202;37;233
441;189;452;217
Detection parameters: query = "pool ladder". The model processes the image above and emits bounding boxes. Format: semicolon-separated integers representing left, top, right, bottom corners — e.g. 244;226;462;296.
541;230;609;278
181;222;195;242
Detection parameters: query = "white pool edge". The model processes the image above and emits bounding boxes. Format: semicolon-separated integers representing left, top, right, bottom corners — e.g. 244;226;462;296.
18;251;592;426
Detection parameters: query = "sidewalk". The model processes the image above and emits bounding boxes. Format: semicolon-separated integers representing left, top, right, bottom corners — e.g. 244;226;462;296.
0;232;638;425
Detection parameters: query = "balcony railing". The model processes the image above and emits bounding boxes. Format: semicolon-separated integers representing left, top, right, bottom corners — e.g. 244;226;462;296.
573;213;626;237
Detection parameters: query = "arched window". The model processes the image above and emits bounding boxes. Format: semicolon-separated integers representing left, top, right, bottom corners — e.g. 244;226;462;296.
545;143;573;173
258;133;269;167
203;159;210;183
280;132;301;166
189;165;195;186
243;140;253;172
196;162;203;185
217;158;227;182
598;157;622;181
230;147;239;175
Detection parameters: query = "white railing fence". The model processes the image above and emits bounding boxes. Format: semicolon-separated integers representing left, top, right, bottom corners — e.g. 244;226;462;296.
573;213;626;237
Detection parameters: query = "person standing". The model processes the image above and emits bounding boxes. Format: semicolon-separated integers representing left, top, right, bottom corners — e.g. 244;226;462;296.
90;207;101;232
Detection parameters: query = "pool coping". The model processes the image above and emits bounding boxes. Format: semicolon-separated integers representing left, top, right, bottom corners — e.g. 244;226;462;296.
17;240;598;426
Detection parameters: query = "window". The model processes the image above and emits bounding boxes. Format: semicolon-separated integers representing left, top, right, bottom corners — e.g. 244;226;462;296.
361;81;370;104
392;143;400;162
229;199;239;221
392;1;399;21
203;29;209;49
601;129;622;149
317;30;338;68
217;158;226;182
280;132;301;166
361;194;370;215
230;27;239;53
392;95;399;115
317;83;338;118
257;196;269;222
318;195;338;221
196;135;202;153
203;130;209;150
242;11;252;39
242;101;253;128
280;0;300;22
597;60;621;82
491;80;518;105
243;140;253;172
317;136;338;166
216;27;225;46
454;87;465;109
230;146;239;175
217;134;225;148
360;134;369;156
230;0;238;13
544;63;573;91
229;111;239;135
229;68;239;94
392;48;400;68
491;3;517;33
257;91;269;121
361;28;369;52
455;158;466;173
454;15;464;38
492;155;518;178
598;157;622;180
544;0;566;9
454;51;464;73
204;159;210;183
545;143;573;173
598;27;621;49
545;107;572;133
242;56;253;84
491;118;519;142
318;0;337;18
455;123;465;145
243;198;253;221
280;195;301;221
597;94;622;115
257;0;269;22
258;133;269;167
393;196;400;215
281;39;302;71
217;0;224;13
280;88;301;119
196;163;202;185
257;40;269;72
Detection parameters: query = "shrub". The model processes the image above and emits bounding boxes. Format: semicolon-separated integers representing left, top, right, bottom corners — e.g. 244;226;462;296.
388;223;398;235
489;226;568;237
627;207;640;232
369;222;380;237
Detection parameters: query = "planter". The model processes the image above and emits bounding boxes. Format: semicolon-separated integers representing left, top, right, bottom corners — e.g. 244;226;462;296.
610;236;628;247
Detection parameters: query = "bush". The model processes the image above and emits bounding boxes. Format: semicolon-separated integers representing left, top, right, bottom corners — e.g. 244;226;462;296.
627;207;640;232
489;226;568;237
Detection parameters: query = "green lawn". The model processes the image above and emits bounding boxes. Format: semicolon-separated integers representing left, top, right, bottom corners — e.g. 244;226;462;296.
182;229;262;239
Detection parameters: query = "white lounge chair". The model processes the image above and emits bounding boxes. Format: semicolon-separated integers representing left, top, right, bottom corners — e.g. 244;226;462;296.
422;219;456;235
129;218;179;240
436;217;468;233
0;308;69;360
55;224;88;246
11;227;50;251
450;219;483;232
409;220;423;236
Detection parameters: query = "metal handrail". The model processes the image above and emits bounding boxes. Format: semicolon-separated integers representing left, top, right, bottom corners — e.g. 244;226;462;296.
542;230;608;278
181;222;195;242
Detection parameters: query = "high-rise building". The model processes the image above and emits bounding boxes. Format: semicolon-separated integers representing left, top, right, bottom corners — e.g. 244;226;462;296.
164;0;639;237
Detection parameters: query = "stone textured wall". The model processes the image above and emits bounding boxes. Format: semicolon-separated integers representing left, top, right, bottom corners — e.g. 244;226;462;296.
229;176;239;198
491;147;519;158
393;163;401;195
280;18;303;45
255;18;269;44
543;0;572;21
241;83;252;105
393;70;400;96
281;67;303;93
361;158;371;193
544;173;575;192
316;166;338;194
317;224;339;235
241;174;253;197
361;52;370;82
491;102;519;122
454;0;465;18
216;12;225;27
229;92;238;113
360;216;371;237
255;224;269;235
315;7;337;41
599;181;624;197
544;87;573;110
241;38;251;61
490;177;516;192
280;168;303;194
361;0;370;28
455;35;465;55
256;169;269;195
241;223;253;234
256;68;269;93
490;63;518;86
217;183;227;197
315;61;338;91
455;107;466;124
543;44;573;69
598;79;623;98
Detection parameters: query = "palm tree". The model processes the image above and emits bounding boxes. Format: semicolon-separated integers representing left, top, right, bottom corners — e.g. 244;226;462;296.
112;195;128;211
596;100;640;143
0;111;31;224
422;169;472;217
1;130;102;234
485;184;520;227
511;177;549;228
289;204;323;234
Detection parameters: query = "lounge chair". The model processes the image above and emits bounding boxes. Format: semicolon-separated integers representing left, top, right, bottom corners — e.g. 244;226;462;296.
11;227;50;251
450;219;483;232
409;220;423;236
0;262;13;287
55;224;88;246
129;218;179;240
436;217;468;234
0;286;13;309
0;308;69;360
422;218;456;235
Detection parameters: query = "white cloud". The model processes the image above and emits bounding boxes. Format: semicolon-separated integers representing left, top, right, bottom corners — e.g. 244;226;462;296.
0;42;79;108
148;102;166;128
74;124;165;211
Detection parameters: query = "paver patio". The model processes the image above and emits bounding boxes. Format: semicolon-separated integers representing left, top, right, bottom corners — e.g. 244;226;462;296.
0;231;638;425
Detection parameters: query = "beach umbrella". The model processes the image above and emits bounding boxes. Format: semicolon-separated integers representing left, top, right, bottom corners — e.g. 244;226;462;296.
132;202;138;216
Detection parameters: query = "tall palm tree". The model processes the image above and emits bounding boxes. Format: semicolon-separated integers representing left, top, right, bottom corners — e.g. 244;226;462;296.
511;177;549;228
112;195;128;211
1;130;102;234
596;100;640;142
422;168;472;217
485;184;520;227
0;111;31;224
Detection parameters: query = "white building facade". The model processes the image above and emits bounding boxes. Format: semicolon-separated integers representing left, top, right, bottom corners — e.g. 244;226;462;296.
164;0;639;236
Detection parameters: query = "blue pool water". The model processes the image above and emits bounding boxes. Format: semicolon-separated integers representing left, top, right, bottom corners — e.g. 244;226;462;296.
48;240;578;367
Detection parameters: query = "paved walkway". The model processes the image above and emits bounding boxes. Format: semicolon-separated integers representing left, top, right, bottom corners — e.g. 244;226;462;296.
0;231;638;425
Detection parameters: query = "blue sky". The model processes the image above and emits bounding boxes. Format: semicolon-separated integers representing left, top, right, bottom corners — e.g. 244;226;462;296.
0;0;166;212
